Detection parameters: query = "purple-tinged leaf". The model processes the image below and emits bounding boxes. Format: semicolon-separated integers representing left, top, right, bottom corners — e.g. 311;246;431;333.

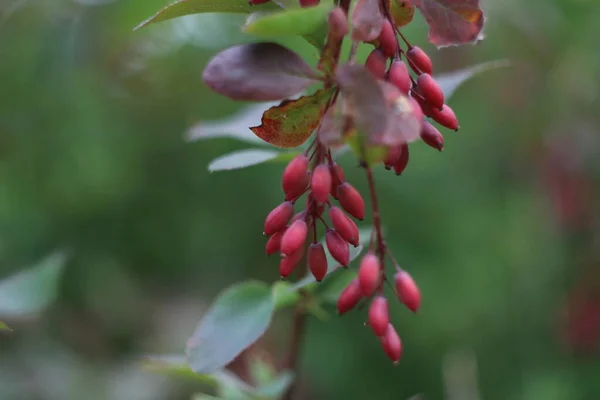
202;42;320;101
413;0;485;47
351;0;383;42
376;81;422;145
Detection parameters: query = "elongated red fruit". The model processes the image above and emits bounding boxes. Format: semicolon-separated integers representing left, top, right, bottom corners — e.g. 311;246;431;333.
368;296;389;336
337;182;365;220
381;323;402;364
308;242;328;282
411;90;432;117
337;279;363;314
406;46;432;75
311;164;332;204
306;194;325;217
388;60;411;95
420;121;444;151
384;145;402;169
329;162;345;199
417;73;444;110
328;6;349;39
280;219;308;256
282;154;309;201
358;252;380;297
264;201;294;236
279;247;304;278
393;143;409;176
266;227;287;255
378;19;397;58
299;0;319;7
325;229;350;266
429;104;459;131
329;206;359;246
394;270;421;312
365;49;387;80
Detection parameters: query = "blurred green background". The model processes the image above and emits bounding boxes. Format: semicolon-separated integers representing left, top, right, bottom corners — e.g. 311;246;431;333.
1;0;600;399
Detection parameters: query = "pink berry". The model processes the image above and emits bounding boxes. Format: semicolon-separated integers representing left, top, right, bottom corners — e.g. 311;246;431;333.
308;242;328;282
381;323;402;364
311;164;332;204
337;279;363;314
416;73;444;111
394;270;421;312
328;7;349;39
299;0;319;6
365;49;387;80
393;143;410;176
282;154;309;201
265;227;287;255
420;121;444;151
328;206;359;246
280;219;308;256
329;163;345;199
378;19;397;58
358;252;380;297
388;60;411;95
406;46;433;75
325;229;350;266
306;193;325;217
429;104;459;131
264;201;294;236
337;182;365;220
368;296;389;336
279;247;304;278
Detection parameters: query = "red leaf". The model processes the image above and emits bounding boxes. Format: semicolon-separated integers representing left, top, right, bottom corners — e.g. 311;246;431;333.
413;0;485;47
351;0;383;42
250;88;335;148
202;42;320;101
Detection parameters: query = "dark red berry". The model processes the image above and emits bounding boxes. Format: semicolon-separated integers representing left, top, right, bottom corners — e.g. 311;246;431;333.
282;154;309;201
325;229;350;266
393;143;409;176
306;194;325;217
394;270;421;312
358;252;380;297
378;19;397;58
337;279;363;314
406;46;433;75
311;164;332;204
381;323;402;364
411;90;432;117
368;296;389;337
266;227;287;255
429;104;459;131
299;0;319;7
280;247;304;278
388;60;411;95
384;145;402;169
264;201;294;236
328;206;359;246
329;163;345;199
308;242;328;282
365;49;387;80
328;7;349;39
416;73;444;110
420;121;444;151
337;182;365;220
292;210;306;222
280;219;308;256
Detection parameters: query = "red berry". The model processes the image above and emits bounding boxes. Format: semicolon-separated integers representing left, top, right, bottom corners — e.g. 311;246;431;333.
299;0;319;6
420;121;444;151
411;90;432;117
368;296;389;336
358;252;380;297
329;163;345;199
280;219;308;256
388;60;411;95
406;46;433;75
365;49;387;80
264;201;294;236
282;154;309;201
395;270;421;312
393;143;410;176
325;229;350;266
308;242;328;282
328;206;359;246
378;19;397;58
429;104;459;131
416;73;444;110
384;145;402;169
337;279;363;314
279;247;304;278
292;210;306;223
328;7;349;39
306;194;325;217
336;182;365;220
311;164;332;204
381;323;402;364
266;227;287;255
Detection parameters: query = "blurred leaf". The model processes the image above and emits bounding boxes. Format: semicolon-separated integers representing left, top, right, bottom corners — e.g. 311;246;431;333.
306;301;330;321
192;395;222;400
272;281;301;309
0;251;67;318
243;3;333;38
187;281;275;374
251;88;335;148
345;133;388;166
413;0;485;47
351;0;383;42
319;269;356;304
249;356;278;387
208;149;298;172
435;60;511;100
140;355;218;383
251;371;294;398
202;42;319;102
134;0;278;30
0;321;11;331
390;0;415;28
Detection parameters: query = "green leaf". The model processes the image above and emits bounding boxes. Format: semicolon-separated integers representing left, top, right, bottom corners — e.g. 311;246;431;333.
249;356;278;387
252;371;294;398
435;60;511;101
318;268;356;304
243;3;333;39
271;281;301;309
0;251;67;318
187;281;275;374
0;321;11;331
140;354;218;382
208;149;298;172
135;0;278;30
